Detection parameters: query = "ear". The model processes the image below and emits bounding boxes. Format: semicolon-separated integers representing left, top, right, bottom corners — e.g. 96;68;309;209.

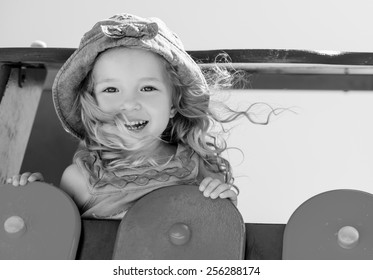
170;106;176;118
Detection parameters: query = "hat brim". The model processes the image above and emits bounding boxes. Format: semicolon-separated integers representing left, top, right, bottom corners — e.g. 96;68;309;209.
52;16;206;139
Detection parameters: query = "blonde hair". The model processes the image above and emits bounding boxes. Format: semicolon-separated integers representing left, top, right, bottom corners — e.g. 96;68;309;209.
76;70;165;169
74;50;279;184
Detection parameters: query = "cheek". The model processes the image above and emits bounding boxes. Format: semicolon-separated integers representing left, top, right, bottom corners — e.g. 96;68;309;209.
149;93;172;108
95;96;118;112
148;98;172;123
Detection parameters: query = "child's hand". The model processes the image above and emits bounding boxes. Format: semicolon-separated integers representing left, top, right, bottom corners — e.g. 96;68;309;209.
6;172;44;187
199;177;238;206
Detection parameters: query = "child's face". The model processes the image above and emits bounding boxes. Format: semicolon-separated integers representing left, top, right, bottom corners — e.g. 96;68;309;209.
92;47;176;141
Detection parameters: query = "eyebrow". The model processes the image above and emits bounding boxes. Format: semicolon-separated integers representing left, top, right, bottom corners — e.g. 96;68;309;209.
139;77;163;83
95;77;163;85
95;78;117;84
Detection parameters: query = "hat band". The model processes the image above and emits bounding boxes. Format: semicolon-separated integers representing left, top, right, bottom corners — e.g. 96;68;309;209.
101;22;158;40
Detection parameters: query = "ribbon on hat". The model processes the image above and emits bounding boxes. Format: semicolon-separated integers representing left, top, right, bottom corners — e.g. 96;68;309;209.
101;22;158;40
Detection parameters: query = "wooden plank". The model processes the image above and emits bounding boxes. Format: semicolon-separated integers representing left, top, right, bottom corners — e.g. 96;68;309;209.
189;49;373;65
0;48;74;65
244;73;373;91
201;63;373;75
76;220;285;260
2;48;373;67
0;64;11;102
0;67;46;183
2;48;373;92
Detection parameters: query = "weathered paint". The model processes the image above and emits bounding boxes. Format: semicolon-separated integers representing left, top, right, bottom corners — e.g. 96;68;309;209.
0;67;46;183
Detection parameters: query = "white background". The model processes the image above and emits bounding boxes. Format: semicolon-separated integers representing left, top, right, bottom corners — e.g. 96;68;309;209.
1;0;373;223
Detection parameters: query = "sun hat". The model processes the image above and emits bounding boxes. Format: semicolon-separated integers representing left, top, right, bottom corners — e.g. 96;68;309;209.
52;13;207;139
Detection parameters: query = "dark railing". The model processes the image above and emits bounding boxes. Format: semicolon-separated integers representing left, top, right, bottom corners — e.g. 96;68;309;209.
2;48;373;65
1;48;373;91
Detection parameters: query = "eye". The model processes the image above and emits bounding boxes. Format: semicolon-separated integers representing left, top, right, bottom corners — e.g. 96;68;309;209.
141;86;157;92
103;87;119;93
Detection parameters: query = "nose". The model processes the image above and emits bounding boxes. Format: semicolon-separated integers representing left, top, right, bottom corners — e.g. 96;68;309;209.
120;95;141;111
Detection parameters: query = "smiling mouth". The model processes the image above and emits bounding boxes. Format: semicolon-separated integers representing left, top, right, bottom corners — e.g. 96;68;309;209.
124;120;149;131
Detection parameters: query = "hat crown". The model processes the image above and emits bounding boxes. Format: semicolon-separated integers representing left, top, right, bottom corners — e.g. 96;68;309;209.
53;13;204;139
79;13;185;52
101;21;158;40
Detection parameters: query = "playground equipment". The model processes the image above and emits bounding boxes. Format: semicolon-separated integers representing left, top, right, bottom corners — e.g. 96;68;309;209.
283;189;373;259
1;48;373;259
0;182;80;259
0;182;244;260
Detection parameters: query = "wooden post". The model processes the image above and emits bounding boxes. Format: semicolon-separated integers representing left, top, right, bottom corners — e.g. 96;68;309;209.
0;65;11;102
0;66;47;183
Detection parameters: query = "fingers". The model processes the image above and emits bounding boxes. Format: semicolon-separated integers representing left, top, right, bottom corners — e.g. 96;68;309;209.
199;177;222;198
28;172;44;182
6;172;44;187
199;177;238;206
19;172;32;185
6;174;22;186
199;177;236;198
219;189;238;206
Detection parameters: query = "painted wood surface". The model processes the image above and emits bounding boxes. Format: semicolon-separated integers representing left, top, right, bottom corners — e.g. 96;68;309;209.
283;189;373;260
113;185;245;260
2;48;373;91
0;182;81;259
2;48;373;66
0;67;46;183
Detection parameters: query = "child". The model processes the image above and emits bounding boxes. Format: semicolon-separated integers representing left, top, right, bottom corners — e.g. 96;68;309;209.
7;13;250;219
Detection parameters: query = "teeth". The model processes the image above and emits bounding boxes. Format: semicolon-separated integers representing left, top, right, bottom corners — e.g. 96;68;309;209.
126;120;147;126
124;120;148;131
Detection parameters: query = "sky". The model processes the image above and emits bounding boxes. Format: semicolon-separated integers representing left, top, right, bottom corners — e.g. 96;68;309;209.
1;0;373;51
2;0;373;224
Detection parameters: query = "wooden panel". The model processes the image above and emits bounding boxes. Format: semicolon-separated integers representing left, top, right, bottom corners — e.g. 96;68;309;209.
2;48;373;91
0;67;46;183
190;49;373;65
113;185;245;260
245;223;285;260
0;65;11;101
246;73;373;91
283;189;373;260
20;89;79;186
76;219;120;260
76;219;285;260
0;48;74;65
2;48;373;66
0;182;81;259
